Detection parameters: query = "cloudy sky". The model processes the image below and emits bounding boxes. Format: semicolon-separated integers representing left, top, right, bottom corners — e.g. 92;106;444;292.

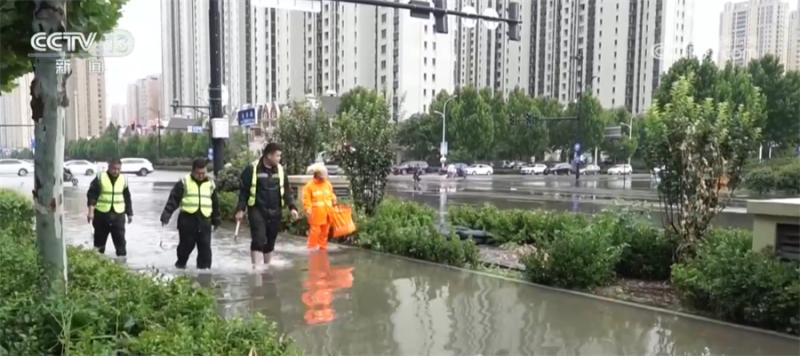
104;0;799;111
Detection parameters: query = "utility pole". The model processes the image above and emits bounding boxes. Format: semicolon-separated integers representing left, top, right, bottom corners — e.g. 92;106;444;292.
209;0;224;175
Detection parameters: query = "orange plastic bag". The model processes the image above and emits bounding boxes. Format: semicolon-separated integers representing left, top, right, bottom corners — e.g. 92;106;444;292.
330;205;356;238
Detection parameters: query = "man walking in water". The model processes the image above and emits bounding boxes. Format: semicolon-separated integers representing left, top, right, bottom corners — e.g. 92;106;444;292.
236;143;299;269
86;158;132;257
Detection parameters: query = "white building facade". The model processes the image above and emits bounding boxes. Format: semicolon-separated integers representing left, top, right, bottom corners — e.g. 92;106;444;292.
719;0;790;66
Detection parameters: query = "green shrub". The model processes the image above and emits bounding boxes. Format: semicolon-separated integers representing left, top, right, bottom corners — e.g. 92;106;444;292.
593;210;676;280
357;199;479;267
217;191;238;222
0;196;297;354
672;229;800;335
522;227;623;290
744;158;800;194
448;205;586;245
0;189;34;236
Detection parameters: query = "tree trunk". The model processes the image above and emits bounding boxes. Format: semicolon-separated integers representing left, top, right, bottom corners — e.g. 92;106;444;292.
31;0;69;294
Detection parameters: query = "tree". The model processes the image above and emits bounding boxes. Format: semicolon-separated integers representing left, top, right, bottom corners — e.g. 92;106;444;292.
748;55;800;148
503;89;548;160
332;88;395;215
643;76;761;258
275;103;330;175
448;86;494;161
654;52;720;108
600;109;638;163
395;113;439;161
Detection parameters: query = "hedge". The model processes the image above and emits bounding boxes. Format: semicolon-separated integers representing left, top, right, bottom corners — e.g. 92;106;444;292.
0;189;298;355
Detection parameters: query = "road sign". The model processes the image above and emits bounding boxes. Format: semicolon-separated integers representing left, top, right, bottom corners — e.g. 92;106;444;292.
187;126;204;134
440;141;448;156
207;148;213;161
238;108;257;127
574;143;581;153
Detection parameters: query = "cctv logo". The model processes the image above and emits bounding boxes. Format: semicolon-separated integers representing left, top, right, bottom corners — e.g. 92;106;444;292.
30;32;97;52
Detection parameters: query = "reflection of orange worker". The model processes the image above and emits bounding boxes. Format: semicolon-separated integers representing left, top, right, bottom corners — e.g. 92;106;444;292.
302;163;336;250
301;251;354;325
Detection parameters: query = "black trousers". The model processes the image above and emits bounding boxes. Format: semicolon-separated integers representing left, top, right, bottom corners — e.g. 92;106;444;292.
176;212;212;269
93;211;126;256
249;208;281;253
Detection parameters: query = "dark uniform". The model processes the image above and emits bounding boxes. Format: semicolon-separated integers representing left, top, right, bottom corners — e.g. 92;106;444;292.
160;175;221;269
237;159;295;254
87;172;132;256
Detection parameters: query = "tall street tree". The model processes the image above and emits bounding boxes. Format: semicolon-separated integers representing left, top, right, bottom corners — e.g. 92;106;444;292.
275;103;330;175
748;55;800;149
1;0;126;293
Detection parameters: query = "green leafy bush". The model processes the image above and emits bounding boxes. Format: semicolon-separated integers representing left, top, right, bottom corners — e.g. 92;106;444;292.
593;210;676;280
672;229;800;335
744;159;800;194
217;191;238;222
0;195;297;354
522;226;623;290
356;199;479;267
217;151;258;193
0;188;33;236
448;204;586;245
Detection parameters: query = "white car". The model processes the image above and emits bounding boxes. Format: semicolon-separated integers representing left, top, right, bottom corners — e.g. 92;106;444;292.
520;164;548;175
464;164;493;175
580;164;601;176
0;159;34;176
64;160;98;176
120;158;155;176
607;164;633;175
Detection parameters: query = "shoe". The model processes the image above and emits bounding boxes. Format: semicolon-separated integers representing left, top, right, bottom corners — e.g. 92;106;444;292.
175;262;187;269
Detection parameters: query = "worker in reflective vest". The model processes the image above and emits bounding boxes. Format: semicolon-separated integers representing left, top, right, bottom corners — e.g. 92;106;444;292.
236;143;299;269
302;163;336;250
160;159;220;269
86;158;133;257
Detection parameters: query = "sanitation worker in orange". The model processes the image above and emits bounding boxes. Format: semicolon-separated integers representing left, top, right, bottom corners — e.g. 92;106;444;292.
302;163;336;250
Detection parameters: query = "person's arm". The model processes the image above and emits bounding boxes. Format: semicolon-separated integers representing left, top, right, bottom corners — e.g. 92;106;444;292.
211;188;221;227
302;182;312;216
86;177;100;208
283;172;296;212
123;185;133;217
328;181;337;206
236;165;252;212
160;180;184;225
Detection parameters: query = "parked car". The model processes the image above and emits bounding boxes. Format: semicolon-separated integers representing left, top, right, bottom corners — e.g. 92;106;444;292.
95;161;108;172
580;164;601;176
607;164;633;175
0;159;34;176
464;164;493;175
64;159;98;176
120;158;155;176
393;161;429;175
520;163;548;175
545;163;573;176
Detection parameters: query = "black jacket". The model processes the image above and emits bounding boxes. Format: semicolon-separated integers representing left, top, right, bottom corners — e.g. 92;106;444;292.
87;175;133;216
161;176;221;226
236;159;296;213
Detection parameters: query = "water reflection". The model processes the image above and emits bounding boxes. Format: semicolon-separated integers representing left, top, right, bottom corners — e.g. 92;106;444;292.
301;250;354;325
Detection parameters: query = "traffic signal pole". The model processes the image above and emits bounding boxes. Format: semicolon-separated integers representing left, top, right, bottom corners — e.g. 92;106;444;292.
209;0;224;175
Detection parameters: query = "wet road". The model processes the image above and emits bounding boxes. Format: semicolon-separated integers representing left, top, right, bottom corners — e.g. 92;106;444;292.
3;173;799;355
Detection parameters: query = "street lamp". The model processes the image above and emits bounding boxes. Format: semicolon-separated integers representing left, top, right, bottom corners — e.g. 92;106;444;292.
434;95;457;169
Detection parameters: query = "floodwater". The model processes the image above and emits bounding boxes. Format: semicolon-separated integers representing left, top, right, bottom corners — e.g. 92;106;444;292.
41;182;798;355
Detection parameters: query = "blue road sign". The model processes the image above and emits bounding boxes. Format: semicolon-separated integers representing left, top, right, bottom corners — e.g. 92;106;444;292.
188;126;204;134
238;108;257;127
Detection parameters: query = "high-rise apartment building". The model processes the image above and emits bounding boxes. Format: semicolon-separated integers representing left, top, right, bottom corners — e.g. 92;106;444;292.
111;104;127;127
528;0;693;113
0;73;35;150
126;75;162;129
788;4;800;70
65;58;107;141
719;0;790;66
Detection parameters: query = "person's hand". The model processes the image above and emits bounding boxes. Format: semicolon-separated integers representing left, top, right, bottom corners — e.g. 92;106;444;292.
291;209;300;221
235;210;245;222
127;215;133;224
86;209;94;224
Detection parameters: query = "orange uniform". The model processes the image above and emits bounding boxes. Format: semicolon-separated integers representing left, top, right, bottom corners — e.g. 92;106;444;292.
302;178;336;249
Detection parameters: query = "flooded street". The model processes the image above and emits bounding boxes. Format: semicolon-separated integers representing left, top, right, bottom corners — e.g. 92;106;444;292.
1;173;797;354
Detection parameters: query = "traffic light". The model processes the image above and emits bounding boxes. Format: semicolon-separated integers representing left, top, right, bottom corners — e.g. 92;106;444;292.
409;0;430;19
507;2;521;41
433;0;448;34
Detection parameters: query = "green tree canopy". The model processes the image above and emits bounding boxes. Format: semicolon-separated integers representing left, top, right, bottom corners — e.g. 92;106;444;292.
748;55;800;147
275;103;330;175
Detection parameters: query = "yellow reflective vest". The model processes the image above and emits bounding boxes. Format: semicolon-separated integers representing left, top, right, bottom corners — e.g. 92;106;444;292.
95;172;126;214
247;160;285;207
181;175;215;217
